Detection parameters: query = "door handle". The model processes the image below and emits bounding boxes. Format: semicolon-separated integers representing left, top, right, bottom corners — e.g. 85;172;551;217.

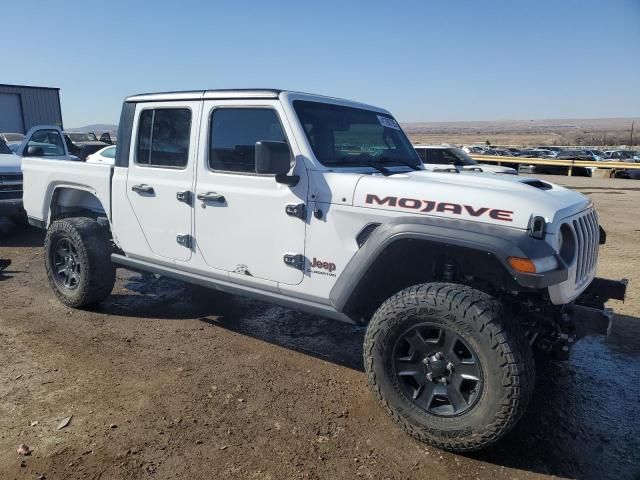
197;192;226;203
131;184;155;194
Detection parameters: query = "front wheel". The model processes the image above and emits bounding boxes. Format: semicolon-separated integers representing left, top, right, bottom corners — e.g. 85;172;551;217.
45;217;115;308
364;283;534;452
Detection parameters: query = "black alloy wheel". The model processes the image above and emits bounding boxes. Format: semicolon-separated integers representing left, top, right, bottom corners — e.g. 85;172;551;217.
51;238;82;290
393;323;483;416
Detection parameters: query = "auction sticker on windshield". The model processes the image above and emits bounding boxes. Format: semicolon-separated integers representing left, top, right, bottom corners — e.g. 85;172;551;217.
377;115;400;130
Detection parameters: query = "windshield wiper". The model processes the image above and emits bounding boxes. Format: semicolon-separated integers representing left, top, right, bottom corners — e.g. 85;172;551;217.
376;156;421;171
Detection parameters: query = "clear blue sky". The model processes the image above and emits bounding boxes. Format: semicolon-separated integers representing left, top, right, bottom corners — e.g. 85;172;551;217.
2;0;638;126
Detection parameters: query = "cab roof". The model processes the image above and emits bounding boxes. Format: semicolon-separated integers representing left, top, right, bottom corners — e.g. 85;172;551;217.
124;89;388;113
126;89;282;102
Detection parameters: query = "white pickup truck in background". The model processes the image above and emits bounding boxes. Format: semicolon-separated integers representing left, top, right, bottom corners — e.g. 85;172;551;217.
14;125;80;161
0;126;80;227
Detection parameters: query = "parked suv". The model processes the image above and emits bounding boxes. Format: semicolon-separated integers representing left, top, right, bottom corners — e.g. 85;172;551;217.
64;131;110;160
22;89;626;452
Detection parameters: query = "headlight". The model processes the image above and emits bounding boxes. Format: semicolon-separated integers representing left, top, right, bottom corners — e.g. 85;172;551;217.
558;223;576;264
532;256;559;273
557;230;563;252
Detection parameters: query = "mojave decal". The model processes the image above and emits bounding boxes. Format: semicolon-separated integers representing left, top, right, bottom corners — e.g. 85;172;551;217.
365;194;514;222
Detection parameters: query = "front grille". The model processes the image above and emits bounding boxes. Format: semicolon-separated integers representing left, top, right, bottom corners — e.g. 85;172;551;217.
0;173;23;200
572;209;599;288
0;173;23;182
0;191;22;200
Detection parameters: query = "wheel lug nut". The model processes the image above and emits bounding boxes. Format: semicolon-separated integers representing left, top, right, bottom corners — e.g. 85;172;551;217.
426;373;433;381
446;362;454;371
435;352;443;360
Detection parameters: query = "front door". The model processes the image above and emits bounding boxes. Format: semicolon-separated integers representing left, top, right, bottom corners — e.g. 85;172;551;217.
21;127;69;160
194;101;307;285
126;102;200;262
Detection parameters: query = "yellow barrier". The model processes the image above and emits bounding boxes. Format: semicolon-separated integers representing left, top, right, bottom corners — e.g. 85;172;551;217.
471;155;640;176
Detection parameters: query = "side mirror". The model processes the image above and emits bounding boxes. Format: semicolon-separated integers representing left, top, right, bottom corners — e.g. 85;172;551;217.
26;146;45;157
255;141;292;175
100;133;113;144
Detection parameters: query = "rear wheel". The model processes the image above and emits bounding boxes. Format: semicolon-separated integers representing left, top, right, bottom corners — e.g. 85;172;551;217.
364;283;534;452
45;217;115;308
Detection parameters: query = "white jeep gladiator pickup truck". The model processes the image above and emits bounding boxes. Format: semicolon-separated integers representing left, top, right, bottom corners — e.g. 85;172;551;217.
22;89;627;452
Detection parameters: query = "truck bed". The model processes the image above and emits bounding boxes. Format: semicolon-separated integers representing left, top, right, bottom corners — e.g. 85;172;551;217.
22;158;113;226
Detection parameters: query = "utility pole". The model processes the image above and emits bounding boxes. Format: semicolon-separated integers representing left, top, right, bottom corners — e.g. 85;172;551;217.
631;121;635;147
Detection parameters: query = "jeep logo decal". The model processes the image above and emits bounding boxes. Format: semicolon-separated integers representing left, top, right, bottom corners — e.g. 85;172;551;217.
311;257;336;272
365;194;514;222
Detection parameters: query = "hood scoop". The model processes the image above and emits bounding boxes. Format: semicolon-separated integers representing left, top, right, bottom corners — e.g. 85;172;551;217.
520;179;553;190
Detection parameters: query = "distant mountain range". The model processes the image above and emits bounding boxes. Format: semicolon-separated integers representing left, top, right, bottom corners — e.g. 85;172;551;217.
68;124;118;134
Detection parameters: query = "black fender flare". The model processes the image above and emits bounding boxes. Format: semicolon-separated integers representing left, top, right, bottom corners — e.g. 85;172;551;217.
329;216;567;312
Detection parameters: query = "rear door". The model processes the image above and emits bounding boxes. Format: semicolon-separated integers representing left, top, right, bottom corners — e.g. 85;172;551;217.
125;102;200;262
194;100;308;285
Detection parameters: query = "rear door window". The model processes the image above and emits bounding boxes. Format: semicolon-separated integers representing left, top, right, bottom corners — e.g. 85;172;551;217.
136;108;192;168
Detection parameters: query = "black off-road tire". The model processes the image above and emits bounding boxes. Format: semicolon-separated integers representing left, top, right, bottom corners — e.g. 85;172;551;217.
364;283;535;452
44;217;115;308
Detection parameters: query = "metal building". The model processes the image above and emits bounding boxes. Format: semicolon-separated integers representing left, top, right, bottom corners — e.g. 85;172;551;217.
0;84;63;134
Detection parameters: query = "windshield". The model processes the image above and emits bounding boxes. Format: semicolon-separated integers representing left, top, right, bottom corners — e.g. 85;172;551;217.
67;132;98;142
0;140;12;154
293;100;421;169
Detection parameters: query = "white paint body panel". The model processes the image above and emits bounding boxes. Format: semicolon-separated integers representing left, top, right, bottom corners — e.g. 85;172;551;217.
21;158;113;222
193;99;307;285
124;100;202;262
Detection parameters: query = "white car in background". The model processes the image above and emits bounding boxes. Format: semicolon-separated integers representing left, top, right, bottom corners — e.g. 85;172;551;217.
86;145;116;165
414;145;517;174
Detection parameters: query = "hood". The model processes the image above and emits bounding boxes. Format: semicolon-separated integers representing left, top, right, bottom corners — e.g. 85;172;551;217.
353;170;591;230
0;153;22;174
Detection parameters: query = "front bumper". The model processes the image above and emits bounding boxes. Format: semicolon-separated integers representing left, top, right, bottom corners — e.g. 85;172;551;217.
541;277;627;360
572;277;628;338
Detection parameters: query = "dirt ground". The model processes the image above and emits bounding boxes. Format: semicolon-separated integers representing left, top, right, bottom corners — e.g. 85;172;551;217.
1;174;639;480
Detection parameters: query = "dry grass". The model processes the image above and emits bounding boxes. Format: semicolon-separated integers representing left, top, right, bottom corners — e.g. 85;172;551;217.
402;117;639;147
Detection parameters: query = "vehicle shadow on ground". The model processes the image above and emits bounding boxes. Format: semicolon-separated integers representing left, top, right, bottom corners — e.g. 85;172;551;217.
0;269;26;282
101;275;640;479
98;274;366;370
0;226;44;247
